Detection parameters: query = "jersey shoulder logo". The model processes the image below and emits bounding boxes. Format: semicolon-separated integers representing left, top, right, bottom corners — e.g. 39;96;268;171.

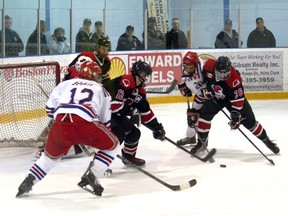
232;79;241;88
122;78;130;88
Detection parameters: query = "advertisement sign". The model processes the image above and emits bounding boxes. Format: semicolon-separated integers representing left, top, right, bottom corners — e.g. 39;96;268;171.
206;51;283;91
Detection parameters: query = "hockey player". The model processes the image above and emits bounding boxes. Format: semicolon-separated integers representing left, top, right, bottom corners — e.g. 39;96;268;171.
176;51;207;146
16;61;120;197
190;56;280;155
103;60;166;166
33;37;112;159
65;36;111;83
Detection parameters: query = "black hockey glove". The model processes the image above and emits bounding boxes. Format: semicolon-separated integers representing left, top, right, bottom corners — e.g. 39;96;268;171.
129;108;141;127
199;82;213;100
187;108;199;127
228;110;241;130
153;123;166;141
178;81;192;97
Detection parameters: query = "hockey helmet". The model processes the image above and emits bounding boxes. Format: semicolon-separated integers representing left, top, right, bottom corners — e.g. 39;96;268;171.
183;52;199;66
98;37;111;48
75;56;93;72
131;60;152;87
182;51;199;76
79;61;102;82
215;56;231;81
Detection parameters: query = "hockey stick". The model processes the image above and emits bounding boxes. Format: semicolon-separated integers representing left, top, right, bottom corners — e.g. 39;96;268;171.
143;123;216;162
164;136;216;163
211;98;275;165
31;74;49;99
186;95;215;163
117;154;197;191
146;79;178;94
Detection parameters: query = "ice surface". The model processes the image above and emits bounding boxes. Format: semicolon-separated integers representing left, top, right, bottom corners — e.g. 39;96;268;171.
1;100;287;216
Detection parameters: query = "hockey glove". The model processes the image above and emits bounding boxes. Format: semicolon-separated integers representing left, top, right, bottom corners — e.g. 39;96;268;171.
201;88;213;100
187;108;199;126
129;108;141;127
178;81;192;97
228;110;241;130
153;123;166;141
198;82;212;100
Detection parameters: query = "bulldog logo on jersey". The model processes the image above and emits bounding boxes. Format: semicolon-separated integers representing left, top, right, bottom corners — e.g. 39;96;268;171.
211;84;225;100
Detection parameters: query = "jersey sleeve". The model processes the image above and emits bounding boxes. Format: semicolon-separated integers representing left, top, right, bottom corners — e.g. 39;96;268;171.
45;82;64;118
225;68;245;110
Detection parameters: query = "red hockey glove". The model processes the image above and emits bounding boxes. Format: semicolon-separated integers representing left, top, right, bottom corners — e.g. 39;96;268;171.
228;110;241;130
178;81;192;97
187;108;199;126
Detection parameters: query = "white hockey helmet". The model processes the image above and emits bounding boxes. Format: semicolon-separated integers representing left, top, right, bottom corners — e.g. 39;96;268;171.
75;56;93;72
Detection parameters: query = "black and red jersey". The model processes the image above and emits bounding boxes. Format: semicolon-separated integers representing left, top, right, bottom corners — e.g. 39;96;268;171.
103;74;156;124
203;59;244;111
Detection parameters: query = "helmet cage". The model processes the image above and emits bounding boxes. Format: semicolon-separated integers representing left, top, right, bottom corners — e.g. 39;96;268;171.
131;60;152;87
215;56;232;81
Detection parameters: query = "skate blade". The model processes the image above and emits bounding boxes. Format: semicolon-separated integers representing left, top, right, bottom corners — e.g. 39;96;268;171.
77;183;103;196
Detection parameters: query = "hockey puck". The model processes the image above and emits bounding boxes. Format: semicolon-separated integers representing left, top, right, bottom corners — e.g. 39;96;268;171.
220;164;226;168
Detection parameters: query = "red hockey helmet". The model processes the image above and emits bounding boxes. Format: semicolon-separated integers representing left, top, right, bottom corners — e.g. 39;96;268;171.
79;61;102;82
183;51;199;66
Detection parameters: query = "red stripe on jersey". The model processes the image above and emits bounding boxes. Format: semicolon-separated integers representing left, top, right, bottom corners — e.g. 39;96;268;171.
197;118;211;133
111;101;124;113
251;122;263;137
194;94;205;103
231;98;244;110
141;110;155;124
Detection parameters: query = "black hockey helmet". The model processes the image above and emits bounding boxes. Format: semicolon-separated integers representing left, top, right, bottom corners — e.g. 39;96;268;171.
131;60;152;87
98;37;111;47
215;56;231;80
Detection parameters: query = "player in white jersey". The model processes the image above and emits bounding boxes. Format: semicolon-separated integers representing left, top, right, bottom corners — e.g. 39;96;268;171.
16;61;120;197
176;51;207;146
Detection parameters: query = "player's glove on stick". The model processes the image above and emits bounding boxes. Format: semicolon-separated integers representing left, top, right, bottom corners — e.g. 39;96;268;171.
178;81;192;97
153;123;166;141
187;108;199;127
228;110;241;130
129;108;141;127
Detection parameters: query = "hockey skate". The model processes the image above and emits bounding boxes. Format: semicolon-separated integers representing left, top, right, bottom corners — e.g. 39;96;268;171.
176;136;196;146
78;167;104;196
16;174;35;197
264;139;280;154
190;139;208;155
121;150;145;166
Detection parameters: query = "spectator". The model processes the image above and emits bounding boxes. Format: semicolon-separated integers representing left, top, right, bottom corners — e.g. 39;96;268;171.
75;18;92;52
0;15;24;57
116;25;143;51
166;18;188;49
143;17;166;50
90;21;111;51
26;20;50;56
48;27;70;54
247;17;276;48
215;19;242;48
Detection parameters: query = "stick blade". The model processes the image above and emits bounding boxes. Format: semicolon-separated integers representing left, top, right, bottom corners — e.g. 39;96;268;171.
168;179;197;191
